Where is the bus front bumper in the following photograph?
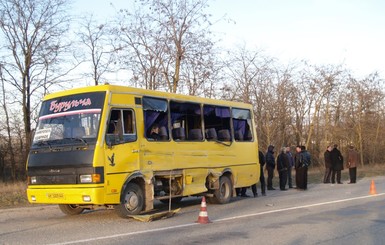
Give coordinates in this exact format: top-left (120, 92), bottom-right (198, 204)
top-left (27, 186), bottom-right (106, 205)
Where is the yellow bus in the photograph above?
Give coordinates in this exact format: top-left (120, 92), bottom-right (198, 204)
top-left (27, 85), bottom-right (259, 217)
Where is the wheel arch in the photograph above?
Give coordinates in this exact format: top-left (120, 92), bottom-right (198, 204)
top-left (120, 171), bottom-right (145, 203)
top-left (206, 168), bottom-right (234, 191)
top-left (120, 171), bottom-right (154, 211)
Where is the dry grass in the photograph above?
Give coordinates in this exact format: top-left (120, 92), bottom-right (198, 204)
top-left (0, 181), bottom-right (30, 208)
top-left (1, 165), bottom-right (384, 209)
top-left (306, 164), bottom-right (385, 183)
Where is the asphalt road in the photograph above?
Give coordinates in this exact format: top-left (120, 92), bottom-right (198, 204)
top-left (1, 177), bottom-right (384, 245)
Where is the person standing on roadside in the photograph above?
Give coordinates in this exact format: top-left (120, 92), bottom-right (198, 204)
top-left (346, 145), bottom-right (359, 184)
top-left (295, 145), bottom-right (311, 190)
top-left (277, 147), bottom-right (289, 191)
top-left (238, 149), bottom-right (268, 197)
top-left (323, 145), bottom-right (333, 183)
top-left (251, 150), bottom-right (267, 196)
top-left (258, 150), bottom-right (267, 195)
top-left (286, 146), bottom-right (294, 188)
top-left (331, 144), bottom-right (344, 184)
top-left (266, 145), bottom-right (276, 190)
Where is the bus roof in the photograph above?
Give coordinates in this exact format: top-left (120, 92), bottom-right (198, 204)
top-left (43, 84), bottom-right (253, 109)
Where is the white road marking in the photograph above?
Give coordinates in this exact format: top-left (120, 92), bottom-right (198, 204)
top-left (50, 193), bottom-right (385, 245)
top-left (215, 193), bottom-right (385, 222)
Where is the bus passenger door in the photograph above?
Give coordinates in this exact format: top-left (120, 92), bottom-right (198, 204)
top-left (104, 109), bottom-right (139, 197)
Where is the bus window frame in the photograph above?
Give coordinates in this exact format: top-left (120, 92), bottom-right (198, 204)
top-left (203, 104), bottom-right (232, 142)
top-left (106, 108), bottom-right (137, 146)
top-left (143, 97), bottom-right (170, 142)
top-left (170, 100), bottom-right (203, 142)
top-left (232, 107), bottom-right (253, 142)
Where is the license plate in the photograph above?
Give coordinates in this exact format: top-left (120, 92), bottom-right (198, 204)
top-left (47, 193), bottom-right (64, 199)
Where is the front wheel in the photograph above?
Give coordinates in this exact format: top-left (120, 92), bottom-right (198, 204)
top-left (115, 183), bottom-right (144, 218)
top-left (208, 175), bottom-right (233, 204)
top-left (58, 204), bottom-right (84, 215)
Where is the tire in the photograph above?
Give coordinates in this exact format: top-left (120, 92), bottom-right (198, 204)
top-left (58, 204), bottom-right (84, 215)
top-left (115, 183), bottom-right (144, 218)
top-left (159, 197), bottom-right (183, 205)
top-left (208, 175), bottom-right (233, 204)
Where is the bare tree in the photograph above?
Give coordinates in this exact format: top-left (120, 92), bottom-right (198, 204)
top-left (115, 0), bottom-right (214, 93)
top-left (115, 6), bottom-right (167, 90)
top-left (0, 64), bottom-right (16, 181)
top-left (0, 0), bottom-right (72, 160)
top-left (300, 64), bottom-right (342, 149)
top-left (221, 45), bottom-right (283, 149)
top-left (77, 15), bottom-right (117, 85)
top-left (345, 73), bottom-right (384, 166)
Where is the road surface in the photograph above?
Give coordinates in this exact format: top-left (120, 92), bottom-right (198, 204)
top-left (1, 177), bottom-right (384, 245)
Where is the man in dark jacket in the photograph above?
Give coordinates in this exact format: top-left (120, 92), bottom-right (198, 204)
top-left (323, 145), bottom-right (333, 183)
top-left (248, 150), bottom-right (267, 197)
top-left (295, 145), bottom-right (311, 190)
top-left (286, 146), bottom-right (294, 188)
top-left (277, 147), bottom-right (289, 191)
top-left (266, 145), bottom-right (276, 190)
top-left (238, 149), bottom-right (267, 198)
top-left (330, 144), bottom-right (344, 184)
top-left (259, 150), bottom-right (266, 195)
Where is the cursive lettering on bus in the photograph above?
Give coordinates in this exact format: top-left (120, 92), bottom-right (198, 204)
top-left (49, 98), bottom-right (92, 113)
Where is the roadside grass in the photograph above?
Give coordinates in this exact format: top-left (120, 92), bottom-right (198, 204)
top-left (306, 164), bottom-right (385, 184)
top-left (1, 164), bottom-right (384, 209)
top-left (0, 181), bottom-right (30, 208)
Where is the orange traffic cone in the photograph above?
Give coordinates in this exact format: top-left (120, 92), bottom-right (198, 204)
top-left (196, 196), bottom-right (211, 224)
top-left (369, 180), bottom-right (377, 195)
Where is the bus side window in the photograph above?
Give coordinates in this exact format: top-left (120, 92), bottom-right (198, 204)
top-left (203, 105), bottom-right (231, 142)
top-left (170, 101), bottom-right (201, 141)
top-left (143, 97), bottom-right (169, 141)
top-left (232, 108), bottom-right (253, 142)
top-left (122, 110), bottom-right (134, 134)
top-left (106, 109), bottom-right (136, 145)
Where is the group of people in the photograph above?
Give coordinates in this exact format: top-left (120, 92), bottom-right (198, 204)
top-left (323, 144), bottom-right (359, 184)
top-left (237, 143), bottom-right (360, 198)
top-left (266, 145), bottom-right (311, 191)
top-left (236, 144), bottom-right (311, 197)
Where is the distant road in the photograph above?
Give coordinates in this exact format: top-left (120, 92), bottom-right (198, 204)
top-left (1, 177), bottom-right (384, 245)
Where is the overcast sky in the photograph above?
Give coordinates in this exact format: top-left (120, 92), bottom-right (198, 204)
top-left (74, 0), bottom-right (385, 78)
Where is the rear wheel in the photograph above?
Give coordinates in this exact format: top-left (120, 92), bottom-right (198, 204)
top-left (58, 204), bottom-right (84, 215)
top-left (208, 175), bottom-right (233, 204)
top-left (115, 183), bottom-right (144, 218)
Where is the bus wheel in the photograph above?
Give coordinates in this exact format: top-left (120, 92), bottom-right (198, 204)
top-left (209, 175), bottom-right (233, 204)
top-left (115, 183), bottom-right (144, 217)
top-left (58, 204), bottom-right (84, 215)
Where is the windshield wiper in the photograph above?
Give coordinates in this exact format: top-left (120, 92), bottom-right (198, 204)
top-left (72, 137), bottom-right (88, 145)
top-left (34, 141), bottom-right (52, 150)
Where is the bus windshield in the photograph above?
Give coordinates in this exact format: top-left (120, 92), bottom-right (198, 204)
top-left (32, 92), bottom-right (105, 147)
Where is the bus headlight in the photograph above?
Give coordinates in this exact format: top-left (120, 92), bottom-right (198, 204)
top-left (80, 174), bottom-right (101, 183)
top-left (30, 176), bottom-right (37, 184)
